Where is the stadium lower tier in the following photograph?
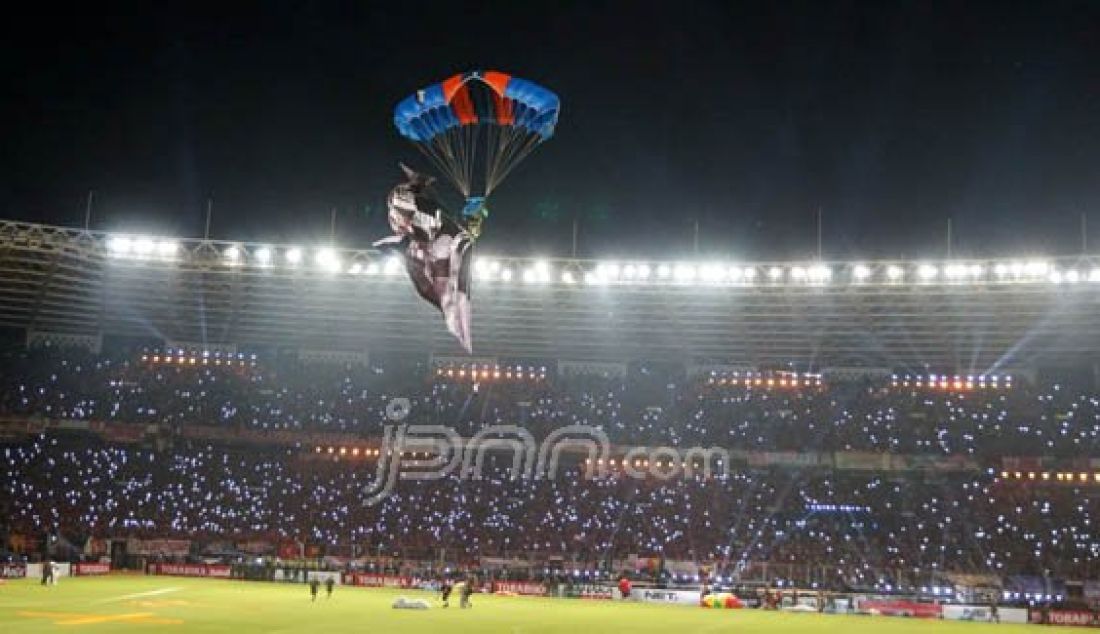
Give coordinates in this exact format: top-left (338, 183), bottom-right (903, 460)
top-left (3, 435), bottom-right (1099, 585)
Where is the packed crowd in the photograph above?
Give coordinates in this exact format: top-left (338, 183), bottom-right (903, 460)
top-left (2, 345), bottom-right (1100, 587)
top-left (3, 434), bottom-right (1100, 584)
top-left (1, 346), bottom-right (1100, 457)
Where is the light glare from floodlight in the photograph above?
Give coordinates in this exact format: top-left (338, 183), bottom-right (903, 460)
top-left (917, 264), bottom-right (938, 280)
top-left (656, 264), bottom-right (671, 279)
top-left (700, 263), bottom-right (725, 282)
top-left (886, 265), bottom-right (904, 281)
top-left (808, 264), bottom-right (831, 282)
top-left (134, 237), bottom-right (155, 256)
top-left (107, 235), bottom-right (132, 256)
top-left (384, 256), bottom-right (402, 276)
top-left (674, 264), bottom-right (696, 282)
top-left (853, 264), bottom-right (871, 281)
top-left (315, 247), bottom-right (340, 272)
top-left (500, 268), bottom-right (513, 282)
top-left (254, 247), bottom-right (272, 264)
top-left (286, 247), bottom-right (303, 264)
top-left (224, 246), bottom-right (241, 262)
top-left (348, 262), bottom-right (362, 275)
top-left (156, 240), bottom-right (179, 258)
top-left (1025, 260), bottom-right (1049, 277)
top-left (561, 270), bottom-right (576, 284)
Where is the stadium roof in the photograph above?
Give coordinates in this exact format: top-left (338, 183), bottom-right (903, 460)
top-left (2, 219), bottom-right (1100, 370)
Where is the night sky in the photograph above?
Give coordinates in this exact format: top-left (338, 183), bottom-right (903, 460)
top-left (2, 1), bottom-right (1098, 260)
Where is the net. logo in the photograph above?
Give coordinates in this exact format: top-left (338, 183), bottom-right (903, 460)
top-left (362, 399), bottom-right (730, 506)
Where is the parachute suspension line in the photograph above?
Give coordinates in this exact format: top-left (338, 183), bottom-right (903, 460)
top-left (485, 123), bottom-right (508, 197)
top-left (466, 123), bottom-right (478, 197)
top-left (489, 131), bottom-right (543, 194)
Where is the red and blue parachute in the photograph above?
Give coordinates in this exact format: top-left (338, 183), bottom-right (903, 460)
top-left (394, 71), bottom-right (560, 220)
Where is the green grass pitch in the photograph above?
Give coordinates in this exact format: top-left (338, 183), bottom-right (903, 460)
top-left (0, 575), bottom-right (1032, 633)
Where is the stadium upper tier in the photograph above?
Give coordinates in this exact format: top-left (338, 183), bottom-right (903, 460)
top-left (2, 219), bottom-right (1100, 367)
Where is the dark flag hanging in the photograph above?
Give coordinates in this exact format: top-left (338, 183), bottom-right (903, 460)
top-left (374, 165), bottom-right (474, 353)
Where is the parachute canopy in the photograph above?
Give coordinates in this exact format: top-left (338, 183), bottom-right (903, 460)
top-left (394, 71), bottom-right (560, 209)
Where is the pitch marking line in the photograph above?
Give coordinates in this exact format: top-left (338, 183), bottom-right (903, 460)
top-left (95, 586), bottom-right (182, 603)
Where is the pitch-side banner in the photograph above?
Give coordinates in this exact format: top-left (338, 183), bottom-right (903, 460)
top-left (1031, 609), bottom-right (1100, 627)
top-left (342, 573), bottom-right (414, 588)
top-left (855, 598), bottom-right (942, 618)
top-left (633, 589), bottom-right (700, 606)
top-left (0, 563), bottom-right (26, 578)
top-left (492, 581), bottom-right (545, 596)
top-left (73, 562), bottom-right (111, 576)
top-left (942, 605), bottom-right (1027, 624)
top-left (152, 563), bottom-right (230, 578)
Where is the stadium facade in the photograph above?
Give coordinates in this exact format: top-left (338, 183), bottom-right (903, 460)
top-left (2, 219), bottom-right (1100, 371)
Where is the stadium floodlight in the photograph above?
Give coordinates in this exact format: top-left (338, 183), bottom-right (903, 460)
top-left (742, 266), bottom-right (757, 281)
top-left (365, 262), bottom-right (380, 276)
top-left (583, 270), bottom-right (600, 285)
top-left (790, 266), bottom-right (807, 281)
top-left (700, 263), bottom-right (726, 282)
top-left (1009, 261), bottom-right (1025, 277)
top-left (656, 264), bottom-right (671, 279)
top-left (133, 237), bottom-right (156, 256)
top-left (532, 260), bottom-right (550, 282)
top-left (285, 247), bottom-right (303, 265)
top-left (384, 255), bottom-right (403, 276)
top-left (886, 264), bottom-right (904, 281)
top-left (315, 247), bottom-right (340, 272)
top-left (522, 268), bottom-right (537, 283)
top-left (156, 240), bottom-right (179, 258)
top-left (636, 263), bottom-right (651, 280)
top-left (808, 264), bottom-right (831, 282)
top-left (994, 263), bottom-right (1009, 278)
top-left (622, 264), bottom-right (637, 280)
top-left (852, 264), bottom-right (871, 281)
top-left (1025, 260), bottom-right (1049, 277)
top-left (253, 247), bottom-right (272, 265)
top-left (1048, 270), bottom-right (1063, 284)
top-left (917, 263), bottom-right (938, 280)
top-left (727, 266), bottom-right (744, 282)
top-left (768, 266), bottom-right (783, 281)
top-left (968, 263), bottom-right (983, 278)
top-left (1090, 269), bottom-right (1100, 283)
top-left (107, 235), bottom-right (132, 256)
top-left (1065, 269), bottom-right (1080, 284)
top-left (224, 246), bottom-right (241, 263)
top-left (561, 270), bottom-right (576, 284)
top-left (944, 263), bottom-right (965, 280)
top-left (500, 267), bottom-right (514, 282)
top-left (347, 262), bottom-right (362, 275)
top-left (597, 262), bottom-right (620, 281)
top-left (674, 263), bottom-right (697, 282)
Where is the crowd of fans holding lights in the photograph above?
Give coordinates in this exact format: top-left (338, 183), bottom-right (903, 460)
top-left (2, 345), bottom-right (1100, 605)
